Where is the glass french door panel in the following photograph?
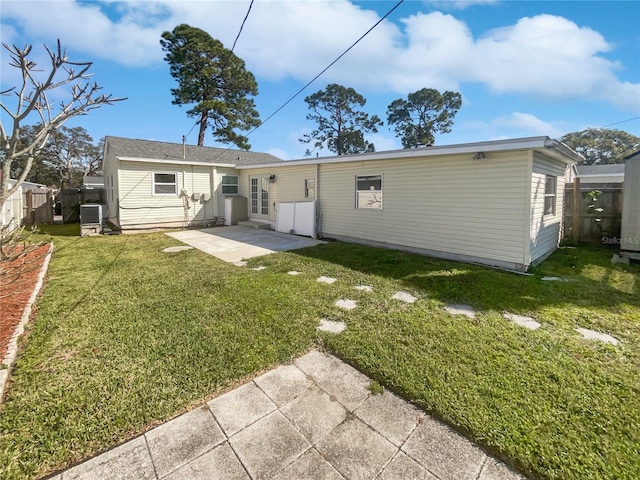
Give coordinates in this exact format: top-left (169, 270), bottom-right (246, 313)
top-left (261, 178), bottom-right (269, 215)
top-left (251, 178), bottom-right (258, 214)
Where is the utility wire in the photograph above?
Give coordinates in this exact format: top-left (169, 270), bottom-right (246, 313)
top-left (207, 0), bottom-right (405, 160)
top-left (599, 116), bottom-right (640, 128)
top-left (232, 0), bottom-right (254, 53)
top-left (183, 0), bottom-right (255, 143)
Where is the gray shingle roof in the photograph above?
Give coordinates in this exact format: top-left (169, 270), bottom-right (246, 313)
top-left (105, 136), bottom-right (282, 166)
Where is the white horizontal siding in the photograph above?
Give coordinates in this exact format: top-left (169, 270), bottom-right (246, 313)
top-left (621, 156), bottom-right (640, 251)
top-left (529, 153), bottom-right (567, 263)
top-left (239, 165), bottom-right (316, 222)
top-left (117, 161), bottom-right (215, 227)
top-left (318, 152), bottom-right (529, 266)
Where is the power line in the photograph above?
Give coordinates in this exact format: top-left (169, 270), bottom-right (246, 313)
top-left (599, 116), bottom-right (640, 128)
top-left (232, 0), bottom-right (254, 53)
top-left (183, 0), bottom-right (255, 143)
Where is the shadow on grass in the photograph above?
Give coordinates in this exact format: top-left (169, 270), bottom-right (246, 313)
top-left (34, 223), bottom-right (80, 237)
top-left (291, 242), bottom-right (640, 313)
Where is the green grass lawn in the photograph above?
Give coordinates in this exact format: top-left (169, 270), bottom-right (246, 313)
top-left (0, 226), bottom-right (638, 479)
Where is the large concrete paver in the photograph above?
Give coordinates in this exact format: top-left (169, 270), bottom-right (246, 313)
top-left (56, 350), bottom-right (527, 480)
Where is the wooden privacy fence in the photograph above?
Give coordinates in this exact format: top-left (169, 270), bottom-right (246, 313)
top-left (22, 188), bottom-right (53, 225)
top-left (564, 179), bottom-right (623, 245)
top-left (60, 188), bottom-right (105, 223)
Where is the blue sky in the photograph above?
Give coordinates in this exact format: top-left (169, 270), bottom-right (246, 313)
top-left (1, 0), bottom-right (639, 160)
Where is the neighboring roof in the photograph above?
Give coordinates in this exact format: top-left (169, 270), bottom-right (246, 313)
top-left (236, 136), bottom-right (582, 169)
top-left (104, 136), bottom-right (283, 166)
top-left (576, 164), bottom-right (625, 176)
top-left (83, 176), bottom-right (104, 184)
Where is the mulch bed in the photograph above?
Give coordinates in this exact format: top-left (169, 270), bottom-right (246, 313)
top-left (0, 243), bottom-right (52, 362)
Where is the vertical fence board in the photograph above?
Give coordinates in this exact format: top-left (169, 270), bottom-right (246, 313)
top-left (564, 183), bottom-right (623, 245)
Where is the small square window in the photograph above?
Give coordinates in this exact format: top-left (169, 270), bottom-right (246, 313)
top-left (153, 172), bottom-right (177, 195)
top-left (356, 174), bottom-right (383, 209)
top-left (221, 175), bottom-right (239, 195)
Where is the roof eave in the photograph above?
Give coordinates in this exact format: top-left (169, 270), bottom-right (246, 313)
top-left (116, 156), bottom-right (236, 168)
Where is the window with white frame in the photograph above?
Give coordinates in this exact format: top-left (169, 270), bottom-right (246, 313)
top-left (221, 175), bottom-right (239, 195)
top-left (305, 178), bottom-right (315, 198)
top-left (356, 174), bottom-right (383, 209)
top-left (153, 172), bottom-right (177, 195)
top-left (544, 175), bottom-right (557, 215)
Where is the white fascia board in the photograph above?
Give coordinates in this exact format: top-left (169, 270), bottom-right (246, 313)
top-left (117, 156), bottom-right (235, 168)
top-left (236, 136), bottom-right (569, 170)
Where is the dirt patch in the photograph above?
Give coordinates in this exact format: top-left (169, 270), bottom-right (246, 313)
top-left (0, 243), bottom-right (52, 361)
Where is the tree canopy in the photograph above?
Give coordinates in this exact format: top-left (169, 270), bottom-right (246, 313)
top-left (560, 128), bottom-right (640, 165)
top-left (299, 84), bottom-right (383, 156)
top-left (160, 24), bottom-right (260, 149)
top-left (386, 88), bottom-right (462, 148)
top-left (0, 40), bottom-right (124, 209)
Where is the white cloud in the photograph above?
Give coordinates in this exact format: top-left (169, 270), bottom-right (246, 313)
top-left (1, 1), bottom-right (637, 112)
top-left (492, 112), bottom-right (564, 138)
top-left (424, 0), bottom-right (500, 11)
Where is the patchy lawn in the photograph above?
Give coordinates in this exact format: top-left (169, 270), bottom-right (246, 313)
top-left (0, 227), bottom-right (638, 480)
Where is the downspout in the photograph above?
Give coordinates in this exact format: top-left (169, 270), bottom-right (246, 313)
top-left (523, 150), bottom-right (534, 270)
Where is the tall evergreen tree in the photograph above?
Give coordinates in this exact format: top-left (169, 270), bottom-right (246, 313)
top-left (160, 24), bottom-right (261, 149)
top-left (300, 84), bottom-right (383, 156)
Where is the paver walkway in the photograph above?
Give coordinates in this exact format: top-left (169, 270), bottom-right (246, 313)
top-left (54, 350), bottom-right (526, 480)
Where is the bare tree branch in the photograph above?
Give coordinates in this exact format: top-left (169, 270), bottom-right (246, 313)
top-left (0, 41), bottom-right (126, 211)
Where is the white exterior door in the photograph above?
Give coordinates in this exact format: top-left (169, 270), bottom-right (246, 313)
top-left (250, 176), bottom-right (269, 217)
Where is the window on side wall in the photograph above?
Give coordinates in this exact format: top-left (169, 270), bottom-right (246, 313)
top-left (221, 175), bottom-right (239, 195)
top-left (356, 174), bottom-right (383, 209)
top-left (544, 175), bottom-right (557, 215)
top-left (153, 172), bottom-right (177, 195)
top-left (305, 179), bottom-right (315, 198)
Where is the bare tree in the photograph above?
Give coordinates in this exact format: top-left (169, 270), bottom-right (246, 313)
top-left (0, 40), bottom-right (125, 209)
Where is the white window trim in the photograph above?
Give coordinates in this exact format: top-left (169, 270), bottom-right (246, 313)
top-left (355, 174), bottom-right (383, 210)
top-left (152, 171), bottom-right (178, 196)
top-left (544, 175), bottom-right (557, 216)
top-left (221, 174), bottom-right (239, 195)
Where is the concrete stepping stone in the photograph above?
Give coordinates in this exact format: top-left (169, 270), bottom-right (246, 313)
top-left (317, 318), bottom-right (346, 334)
top-left (503, 313), bottom-right (541, 330)
top-left (445, 303), bottom-right (476, 319)
top-left (287, 271), bottom-right (301, 275)
top-left (354, 285), bottom-right (373, 292)
top-left (251, 266), bottom-right (267, 271)
top-left (335, 299), bottom-right (357, 310)
top-left (162, 246), bottom-right (193, 253)
top-left (542, 276), bottom-right (569, 282)
top-left (575, 328), bottom-right (619, 346)
top-left (233, 261), bottom-right (248, 267)
top-left (392, 291), bottom-right (417, 303)
top-left (317, 276), bottom-right (337, 284)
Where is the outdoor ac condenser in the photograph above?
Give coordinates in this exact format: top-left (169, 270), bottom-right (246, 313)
top-left (80, 204), bottom-right (102, 236)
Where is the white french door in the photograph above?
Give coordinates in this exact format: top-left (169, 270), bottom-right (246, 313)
top-left (250, 176), bottom-right (269, 217)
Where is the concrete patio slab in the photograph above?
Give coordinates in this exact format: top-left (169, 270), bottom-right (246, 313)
top-left (207, 382), bottom-right (276, 436)
top-left (55, 350), bottom-right (528, 480)
top-left (316, 416), bottom-right (396, 480)
top-left (354, 390), bottom-right (422, 447)
top-left (253, 364), bottom-right (314, 407)
top-left (378, 451), bottom-right (438, 480)
top-left (62, 435), bottom-right (155, 480)
top-left (145, 405), bottom-right (225, 478)
top-left (403, 416), bottom-right (486, 480)
top-left (166, 226), bottom-right (324, 263)
top-left (162, 443), bottom-right (249, 480)
top-left (272, 448), bottom-right (343, 480)
top-left (280, 385), bottom-right (348, 444)
top-left (294, 350), bottom-right (370, 411)
top-left (229, 411), bottom-right (310, 480)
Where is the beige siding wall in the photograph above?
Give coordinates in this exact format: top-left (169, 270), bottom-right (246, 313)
top-left (317, 152), bottom-right (529, 267)
top-left (621, 156), bottom-right (640, 251)
top-left (529, 152), bottom-right (567, 263)
top-left (117, 161), bottom-right (215, 227)
top-left (239, 165), bottom-right (316, 222)
top-left (215, 167), bottom-right (240, 218)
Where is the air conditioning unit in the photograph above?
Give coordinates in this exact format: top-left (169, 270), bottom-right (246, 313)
top-left (80, 204), bottom-right (102, 225)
